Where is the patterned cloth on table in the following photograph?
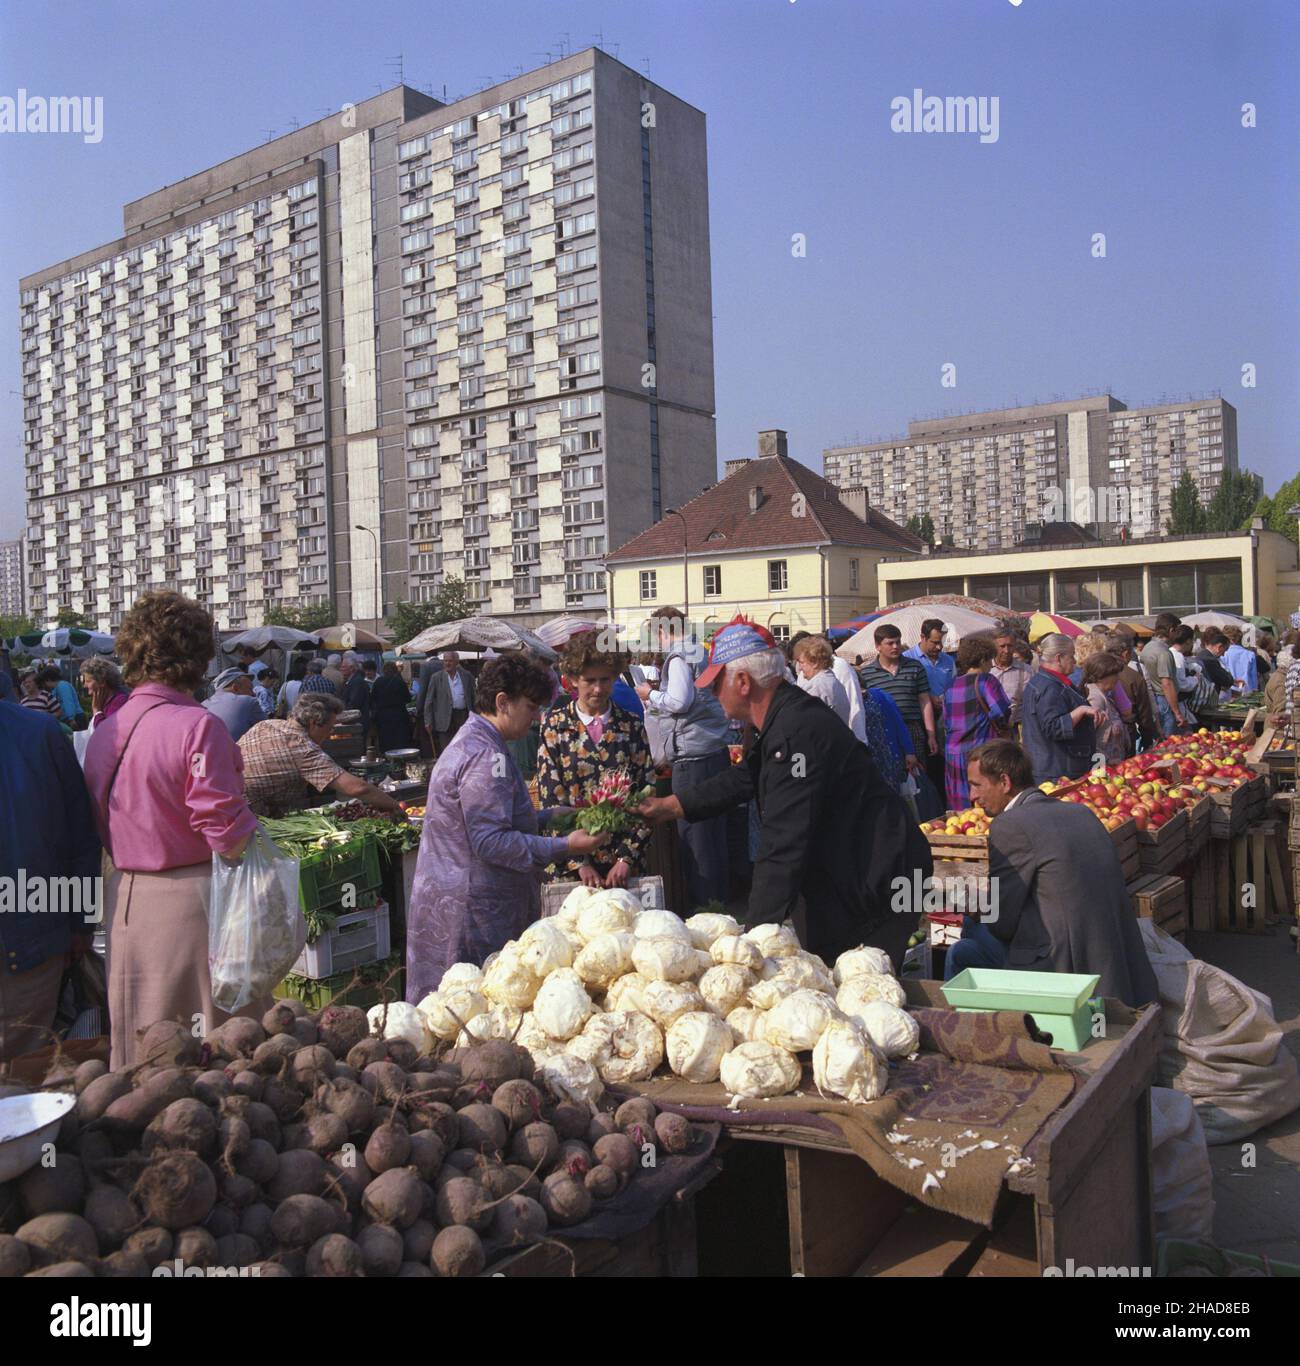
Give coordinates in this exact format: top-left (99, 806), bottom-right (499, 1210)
top-left (535, 698), bottom-right (653, 881)
top-left (405, 712), bottom-right (569, 1003)
top-left (943, 671), bottom-right (1012, 810)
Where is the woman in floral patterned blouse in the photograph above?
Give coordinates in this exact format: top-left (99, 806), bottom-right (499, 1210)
top-left (536, 632), bottom-right (653, 888)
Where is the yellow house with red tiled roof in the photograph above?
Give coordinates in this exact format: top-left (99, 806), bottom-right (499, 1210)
top-left (604, 430), bottom-right (924, 643)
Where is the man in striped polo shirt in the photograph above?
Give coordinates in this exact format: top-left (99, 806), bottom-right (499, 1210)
top-left (857, 623), bottom-right (937, 769)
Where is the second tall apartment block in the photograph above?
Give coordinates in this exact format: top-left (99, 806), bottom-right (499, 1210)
top-left (19, 49), bottom-right (717, 629)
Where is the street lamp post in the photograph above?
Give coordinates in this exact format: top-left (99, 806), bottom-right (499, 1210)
top-left (665, 508), bottom-right (689, 632)
top-left (354, 524), bottom-right (380, 630)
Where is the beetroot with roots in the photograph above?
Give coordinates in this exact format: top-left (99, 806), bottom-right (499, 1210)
top-left (433, 1177), bottom-right (490, 1232)
top-left (382, 1039), bottom-right (420, 1072)
top-left (305, 1232), bottom-right (363, 1277)
top-left (143, 1098), bottom-right (218, 1159)
top-left (448, 1040), bottom-right (532, 1088)
top-left (401, 1218), bottom-right (437, 1265)
top-left (266, 1149), bottom-right (327, 1202)
top-left (586, 1112), bottom-right (619, 1145)
top-left (456, 1104), bottom-right (507, 1155)
top-left (654, 1112), bottom-right (694, 1155)
top-left (360, 1167), bottom-right (423, 1230)
top-left (325, 1152), bottom-right (374, 1218)
top-left (270, 1194), bottom-right (337, 1249)
top-left (75, 1071), bottom-right (133, 1124)
top-left (406, 1131), bottom-right (445, 1183)
top-left (346, 1038), bottom-right (389, 1070)
top-left (550, 1103), bottom-right (590, 1142)
top-left (316, 1078), bottom-right (375, 1135)
top-left (218, 1171), bottom-right (258, 1210)
top-left (123, 1226), bottom-right (172, 1268)
top-left (193, 1071), bottom-right (232, 1107)
top-left (230, 1071), bottom-right (264, 1101)
top-left (315, 1004), bottom-right (369, 1058)
top-left (99, 1250), bottom-right (151, 1277)
top-left (15, 1213), bottom-right (98, 1267)
top-left (173, 1226), bottom-right (218, 1268)
top-left (364, 1124), bottom-right (412, 1175)
top-left (431, 1224), bottom-right (485, 1277)
top-left (508, 1122), bottom-right (559, 1171)
top-left (251, 1034), bottom-right (301, 1074)
top-left (205, 1016), bottom-right (266, 1061)
top-left (73, 1060), bottom-right (108, 1094)
top-left (491, 1079), bottom-right (543, 1130)
top-left (261, 1077), bottom-right (305, 1123)
top-left (300, 1113), bottom-right (348, 1156)
top-left (290, 1046), bottom-right (335, 1090)
top-left (135, 1019), bottom-right (203, 1068)
top-left (263, 999), bottom-right (309, 1036)
top-left (489, 1194), bottom-right (547, 1248)
top-left (615, 1097), bottom-right (657, 1131)
top-left (239, 1203), bottom-right (274, 1250)
top-left (215, 1233), bottom-right (261, 1268)
top-left (0, 1234), bottom-right (31, 1277)
top-left (203, 1204), bottom-right (239, 1240)
top-left (134, 1153), bottom-right (217, 1231)
top-left (416, 1102), bottom-right (459, 1151)
top-left (233, 1138), bottom-right (279, 1186)
top-left (585, 1164), bottom-right (620, 1201)
top-left (84, 1185), bottom-right (139, 1250)
top-left (593, 1133), bottom-right (638, 1177)
top-left (356, 1223), bottom-right (403, 1277)
top-left (503, 1164), bottom-right (542, 1203)
top-left (557, 1139), bottom-right (593, 1178)
top-left (18, 1154), bottom-right (85, 1218)
top-left (539, 1171), bottom-right (592, 1228)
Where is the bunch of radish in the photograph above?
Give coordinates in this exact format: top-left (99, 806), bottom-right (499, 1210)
top-left (0, 1002), bottom-right (693, 1279)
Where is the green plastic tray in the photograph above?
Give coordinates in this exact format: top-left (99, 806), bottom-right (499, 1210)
top-left (942, 968), bottom-right (1102, 1050)
top-left (296, 835), bottom-right (383, 915)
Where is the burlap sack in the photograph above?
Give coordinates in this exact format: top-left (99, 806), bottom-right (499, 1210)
top-left (1150, 1086), bottom-right (1215, 1240)
top-left (1140, 920), bottom-right (1300, 1144)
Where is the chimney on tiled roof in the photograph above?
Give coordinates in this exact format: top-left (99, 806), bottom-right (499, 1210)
top-left (837, 486), bottom-right (869, 522)
top-left (723, 458), bottom-right (751, 477)
top-left (757, 429), bottom-right (788, 459)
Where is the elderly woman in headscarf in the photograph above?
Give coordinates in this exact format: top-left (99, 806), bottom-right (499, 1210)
top-left (405, 653), bottom-right (609, 1002)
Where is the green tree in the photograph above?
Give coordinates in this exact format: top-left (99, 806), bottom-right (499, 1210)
top-left (263, 603), bottom-right (336, 632)
top-left (386, 575), bottom-right (473, 645)
top-left (905, 513), bottom-right (935, 545)
top-left (1165, 472), bottom-right (1206, 535)
top-left (54, 607), bottom-right (93, 629)
top-left (0, 613), bottom-right (36, 641)
top-left (1251, 473), bottom-right (1300, 537)
top-left (1204, 469), bottom-right (1261, 533)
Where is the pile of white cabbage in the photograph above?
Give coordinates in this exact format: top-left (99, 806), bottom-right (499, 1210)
top-left (395, 887), bottom-right (920, 1106)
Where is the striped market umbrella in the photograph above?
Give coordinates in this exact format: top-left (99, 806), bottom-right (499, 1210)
top-left (1027, 611), bottom-right (1087, 642)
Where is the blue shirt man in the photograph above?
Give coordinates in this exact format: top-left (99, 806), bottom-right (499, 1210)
top-left (1222, 641), bottom-right (1258, 694)
top-left (51, 677), bottom-right (86, 724)
top-left (904, 620), bottom-right (956, 700)
top-left (0, 704), bottom-right (102, 1058)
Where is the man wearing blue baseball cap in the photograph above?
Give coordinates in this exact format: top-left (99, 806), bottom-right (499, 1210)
top-left (637, 616), bottom-right (933, 967)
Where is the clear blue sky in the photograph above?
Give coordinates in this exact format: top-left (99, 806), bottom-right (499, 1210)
top-left (2, 0), bottom-right (1295, 542)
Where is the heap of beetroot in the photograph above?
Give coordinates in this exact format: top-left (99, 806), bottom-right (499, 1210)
top-left (0, 1003), bottom-right (693, 1278)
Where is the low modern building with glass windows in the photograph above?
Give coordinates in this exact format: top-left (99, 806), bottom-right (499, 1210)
top-left (875, 525), bottom-right (1298, 622)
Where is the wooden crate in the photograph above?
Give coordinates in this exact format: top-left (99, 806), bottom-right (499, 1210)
top-left (1211, 822), bottom-right (1288, 934)
top-left (1128, 873), bottom-right (1187, 941)
top-left (1206, 778), bottom-right (1253, 838)
top-left (923, 829), bottom-right (990, 863)
top-left (1182, 795), bottom-right (1212, 855)
top-left (1137, 806), bottom-right (1188, 876)
top-left (1185, 840), bottom-right (1218, 934)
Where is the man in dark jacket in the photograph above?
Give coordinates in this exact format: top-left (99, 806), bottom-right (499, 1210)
top-left (1194, 627), bottom-right (1237, 694)
top-left (964, 740), bottom-right (1158, 1009)
top-left (339, 651), bottom-right (371, 744)
top-left (1020, 633), bottom-right (1103, 786)
top-left (636, 619), bottom-right (932, 967)
top-left (1, 704), bottom-right (102, 1061)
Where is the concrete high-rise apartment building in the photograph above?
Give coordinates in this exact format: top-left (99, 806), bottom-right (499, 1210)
top-left (822, 395), bottom-right (1237, 552)
top-left (0, 538), bottom-right (25, 617)
top-left (18, 50), bottom-right (716, 630)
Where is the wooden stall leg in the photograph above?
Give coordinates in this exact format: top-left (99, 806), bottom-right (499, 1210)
top-left (784, 1145), bottom-right (908, 1277)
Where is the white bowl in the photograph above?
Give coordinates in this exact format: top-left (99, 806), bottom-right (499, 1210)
top-left (0, 1092), bottom-right (76, 1182)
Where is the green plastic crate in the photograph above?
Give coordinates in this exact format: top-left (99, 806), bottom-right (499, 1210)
top-left (273, 953), bottom-right (404, 1012)
top-left (941, 968), bottom-right (1103, 1051)
top-left (1157, 1238), bottom-right (1300, 1278)
top-left (296, 835), bottom-right (383, 915)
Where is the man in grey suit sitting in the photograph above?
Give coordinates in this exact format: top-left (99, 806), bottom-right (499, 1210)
top-left (423, 651), bottom-right (476, 756)
top-left (947, 739), bottom-right (1157, 1009)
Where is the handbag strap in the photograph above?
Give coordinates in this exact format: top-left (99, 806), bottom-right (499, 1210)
top-left (104, 700), bottom-right (172, 811)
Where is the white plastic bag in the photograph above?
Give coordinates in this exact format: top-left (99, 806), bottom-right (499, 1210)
top-left (208, 827), bottom-right (304, 1013)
